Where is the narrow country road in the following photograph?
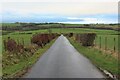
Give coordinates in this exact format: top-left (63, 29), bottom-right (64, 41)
top-left (24, 35), bottom-right (105, 78)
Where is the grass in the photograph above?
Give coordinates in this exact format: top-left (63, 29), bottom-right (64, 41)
top-left (3, 38), bottom-right (56, 78)
top-left (69, 37), bottom-right (119, 75)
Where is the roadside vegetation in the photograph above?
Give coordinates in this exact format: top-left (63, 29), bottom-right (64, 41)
top-left (3, 37), bottom-right (56, 78)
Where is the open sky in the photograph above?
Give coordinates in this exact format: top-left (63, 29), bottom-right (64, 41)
top-left (0, 0), bottom-right (119, 24)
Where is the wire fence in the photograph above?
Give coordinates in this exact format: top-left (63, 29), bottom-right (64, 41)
top-left (94, 35), bottom-right (119, 54)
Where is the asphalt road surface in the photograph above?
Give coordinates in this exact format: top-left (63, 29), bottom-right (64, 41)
top-left (24, 35), bottom-right (105, 78)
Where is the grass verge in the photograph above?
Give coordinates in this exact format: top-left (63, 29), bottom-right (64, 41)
top-left (3, 38), bottom-right (56, 78)
top-left (68, 37), bottom-right (119, 76)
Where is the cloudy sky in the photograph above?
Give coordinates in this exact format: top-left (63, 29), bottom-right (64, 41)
top-left (0, 0), bottom-right (119, 24)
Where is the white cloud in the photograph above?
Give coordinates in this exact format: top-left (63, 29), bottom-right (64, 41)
top-left (67, 17), bottom-right (97, 21)
top-left (67, 17), bottom-right (82, 20)
top-left (58, 21), bottom-right (83, 24)
top-left (83, 18), bottom-right (98, 22)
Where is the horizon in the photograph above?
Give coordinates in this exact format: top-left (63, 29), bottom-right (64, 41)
top-left (1, 21), bottom-right (118, 24)
top-left (1, 0), bottom-right (118, 24)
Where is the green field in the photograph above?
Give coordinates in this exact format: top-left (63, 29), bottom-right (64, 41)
top-left (2, 27), bottom-right (119, 78)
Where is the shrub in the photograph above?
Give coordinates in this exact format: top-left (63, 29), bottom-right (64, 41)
top-left (5, 37), bottom-right (17, 52)
top-left (4, 37), bottom-right (25, 52)
top-left (31, 33), bottom-right (58, 47)
top-left (75, 33), bottom-right (96, 46)
top-left (31, 34), bottom-right (43, 47)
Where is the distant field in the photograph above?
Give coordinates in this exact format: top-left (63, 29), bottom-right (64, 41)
top-left (7, 28), bottom-right (119, 35)
top-left (50, 28), bottom-right (119, 34)
top-left (1, 23), bottom-right (21, 27)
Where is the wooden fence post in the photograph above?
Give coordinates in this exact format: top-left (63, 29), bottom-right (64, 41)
top-left (114, 37), bottom-right (116, 53)
top-left (105, 37), bottom-right (107, 51)
top-left (99, 36), bottom-right (102, 53)
top-left (100, 36), bottom-right (101, 49)
top-left (94, 36), bottom-right (96, 46)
